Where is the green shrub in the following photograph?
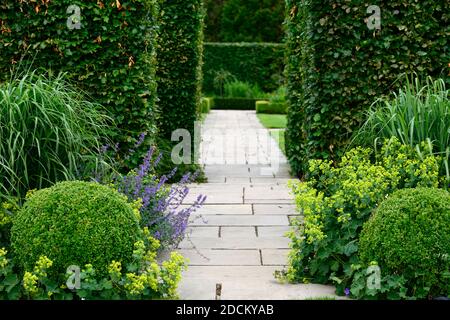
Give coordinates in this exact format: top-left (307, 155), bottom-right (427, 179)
top-left (256, 101), bottom-right (287, 114)
top-left (0, 73), bottom-right (112, 199)
top-left (11, 181), bottom-right (142, 278)
top-left (359, 188), bottom-right (450, 299)
top-left (285, 0), bottom-right (450, 175)
top-left (224, 80), bottom-right (266, 99)
top-left (212, 98), bottom-right (263, 110)
top-left (0, 233), bottom-right (187, 300)
top-left (203, 0), bottom-right (285, 42)
top-left (354, 76), bottom-right (450, 182)
top-left (157, 0), bottom-right (205, 143)
top-left (200, 97), bottom-right (213, 114)
top-left (287, 138), bottom-right (443, 294)
top-left (269, 86), bottom-right (287, 104)
top-left (0, 199), bottom-right (19, 250)
top-left (203, 42), bottom-right (285, 94)
top-left (0, 0), bottom-right (158, 165)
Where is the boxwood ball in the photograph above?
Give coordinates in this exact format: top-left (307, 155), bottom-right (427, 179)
top-left (11, 181), bottom-right (142, 276)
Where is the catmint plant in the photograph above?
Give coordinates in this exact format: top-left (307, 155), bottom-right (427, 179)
top-left (97, 134), bottom-right (206, 249)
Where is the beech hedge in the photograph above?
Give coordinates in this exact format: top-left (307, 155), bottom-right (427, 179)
top-left (0, 0), bottom-right (159, 161)
top-left (285, 0), bottom-right (450, 175)
top-left (156, 0), bottom-right (205, 143)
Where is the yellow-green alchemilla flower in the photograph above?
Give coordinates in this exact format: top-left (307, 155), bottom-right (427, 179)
top-left (23, 271), bottom-right (39, 296)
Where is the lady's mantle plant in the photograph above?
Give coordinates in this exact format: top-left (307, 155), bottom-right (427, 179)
top-left (0, 228), bottom-right (186, 300)
top-left (286, 138), bottom-right (443, 296)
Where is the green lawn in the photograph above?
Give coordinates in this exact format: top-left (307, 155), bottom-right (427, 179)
top-left (270, 129), bottom-right (286, 155)
top-left (257, 114), bottom-right (287, 154)
top-left (257, 114), bottom-right (287, 129)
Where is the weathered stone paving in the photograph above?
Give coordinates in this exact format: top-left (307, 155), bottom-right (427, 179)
top-left (177, 110), bottom-right (337, 300)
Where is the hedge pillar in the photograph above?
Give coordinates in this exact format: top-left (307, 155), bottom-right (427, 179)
top-left (285, 0), bottom-right (450, 176)
top-left (0, 0), bottom-right (159, 162)
top-left (156, 0), bottom-right (205, 144)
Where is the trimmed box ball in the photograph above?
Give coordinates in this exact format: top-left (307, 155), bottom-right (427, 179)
top-left (11, 181), bottom-right (142, 277)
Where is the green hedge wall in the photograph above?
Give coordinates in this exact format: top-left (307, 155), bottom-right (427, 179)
top-left (256, 101), bottom-right (287, 114)
top-left (219, 0), bottom-right (285, 43)
top-left (0, 0), bottom-right (158, 162)
top-left (203, 0), bottom-right (285, 43)
top-left (212, 98), bottom-right (264, 110)
top-left (156, 0), bottom-right (205, 142)
top-left (285, 0), bottom-right (450, 176)
top-left (203, 42), bottom-right (285, 94)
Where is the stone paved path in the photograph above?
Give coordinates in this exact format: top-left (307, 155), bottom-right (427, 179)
top-left (177, 110), bottom-right (336, 300)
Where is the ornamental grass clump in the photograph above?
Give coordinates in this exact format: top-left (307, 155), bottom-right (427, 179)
top-left (0, 72), bottom-right (112, 200)
top-left (354, 76), bottom-right (450, 182)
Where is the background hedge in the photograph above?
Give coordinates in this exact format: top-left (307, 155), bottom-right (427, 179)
top-left (156, 0), bottom-right (205, 143)
top-left (0, 0), bottom-right (159, 163)
top-left (203, 0), bottom-right (285, 43)
top-left (285, 0), bottom-right (450, 175)
top-left (256, 101), bottom-right (287, 114)
top-left (203, 42), bottom-right (285, 95)
top-left (212, 98), bottom-right (264, 110)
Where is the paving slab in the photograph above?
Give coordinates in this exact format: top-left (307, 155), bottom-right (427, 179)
top-left (250, 177), bottom-right (296, 184)
top-left (178, 237), bottom-right (290, 249)
top-left (257, 226), bottom-right (292, 238)
top-left (188, 214), bottom-right (289, 226)
top-left (183, 192), bottom-right (243, 204)
top-left (185, 227), bottom-right (220, 238)
top-left (261, 249), bottom-right (290, 266)
top-left (178, 266), bottom-right (339, 300)
top-left (178, 249), bottom-right (261, 266)
top-left (221, 227), bottom-right (256, 238)
top-left (253, 204), bottom-right (298, 215)
top-left (244, 199), bottom-right (294, 204)
top-left (180, 204), bottom-right (251, 215)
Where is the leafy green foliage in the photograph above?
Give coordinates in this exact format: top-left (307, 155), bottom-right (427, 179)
top-left (354, 76), bottom-right (450, 182)
top-left (256, 101), bottom-right (287, 114)
top-left (0, 232), bottom-right (187, 300)
top-left (287, 139), bottom-right (443, 291)
top-left (203, 0), bottom-right (285, 42)
top-left (0, 199), bottom-right (19, 250)
top-left (212, 98), bottom-right (262, 110)
top-left (224, 80), bottom-right (266, 99)
top-left (200, 97), bottom-right (212, 114)
top-left (285, 0), bottom-right (450, 175)
top-left (11, 181), bottom-right (142, 278)
top-left (156, 0), bottom-right (205, 143)
top-left (0, 73), bottom-right (112, 200)
top-left (203, 42), bottom-right (285, 94)
top-left (358, 188), bottom-right (450, 299)
top-left (0, 0), bottom-right (159, 164)
top-left (219, 0), bottom-right (285, 42)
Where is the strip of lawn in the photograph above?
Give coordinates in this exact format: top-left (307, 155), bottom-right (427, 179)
top-left (257, 114), bottom-right (287, 154)
top-left (257, 114), bottom-right (287, 129)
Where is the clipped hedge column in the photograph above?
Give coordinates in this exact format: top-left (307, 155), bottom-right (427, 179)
top-left (285, 0), bottom-right (450, 175)
top-left (0, 0), bottom-right (158, 163)
top-left (156, 0), bottom-right (205, 143)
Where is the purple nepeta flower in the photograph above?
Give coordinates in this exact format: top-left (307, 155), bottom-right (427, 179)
top-left (97, 134), bottom-right (205, 249)
top-left (344, 288), bottom-right (350, 297)
top-left (135, 132), bottom-right (146, 148)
